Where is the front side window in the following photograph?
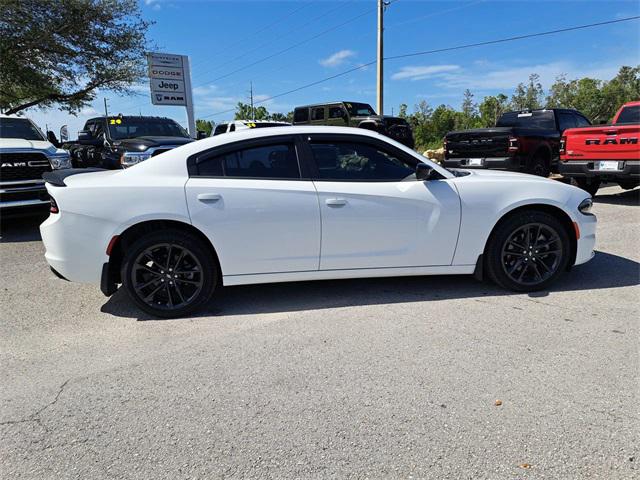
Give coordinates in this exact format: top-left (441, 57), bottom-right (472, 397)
top-left (0, 118), bottom-right (45, 140)
top-left (310, 141), bottom-right (415, 181)
top-left (197, 143), bottom-right (300, 179)
top-left (344, 102), bottom-right (376, 117)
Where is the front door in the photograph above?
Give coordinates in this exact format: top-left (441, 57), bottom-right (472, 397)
top-left (304, 134), bottom-right (461, 270)
top-left (185, 136), bottom-right (321, 276)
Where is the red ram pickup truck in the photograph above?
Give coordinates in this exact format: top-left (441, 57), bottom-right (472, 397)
top-left (559, 101), bottom-right (639, 195)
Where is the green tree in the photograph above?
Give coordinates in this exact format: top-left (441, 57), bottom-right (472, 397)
top-left (196, 119), bottom-right (213, 136)
top-left (478, 93), bottom-right (509, 127)
top-left (0, 0), bottom-right (151, 115)
top-left (268, 112), bottom-right (288, 122)
top-left (511, 74), bottom-right (544, 110)
top-left (234, 102), bottom-right (270, 120)
top-left (458, 89), bottom-right (479, 129)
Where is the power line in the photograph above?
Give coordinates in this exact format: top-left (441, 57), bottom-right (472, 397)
top-left (200, 15), bottom-right (640, 119)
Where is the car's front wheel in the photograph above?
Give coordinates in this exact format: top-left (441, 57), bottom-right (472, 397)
top-left (121, 229), bottom-right (217, 318)
top-left (486, 210), bottom-right (571, 292)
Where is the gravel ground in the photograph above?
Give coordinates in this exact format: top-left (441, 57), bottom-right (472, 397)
top-left (1, 185), bottom-right (638, 479)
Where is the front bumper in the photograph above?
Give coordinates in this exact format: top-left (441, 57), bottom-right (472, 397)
top-left (574, 212), bottom-right (597, 266)
top-left (559, 160), bottom-right (640, 181)
top-left (443, 156), bottom-right (520, 170)
top-left (0, 180), bottom-right (50, 209)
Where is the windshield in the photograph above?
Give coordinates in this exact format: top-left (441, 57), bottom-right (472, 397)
top-left (616, 105), bottom-right (639, 124)
top-left (0, 118), bottom-right (45, 140)
top-left (497, 111), bottom-right (556, 129)
top-left (107, 117), bottom-right (189, 140)
top-left (344, 102), bottom-right (376, 117)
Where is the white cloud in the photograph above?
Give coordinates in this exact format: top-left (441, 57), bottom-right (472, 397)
top-left (192, 84), bottom-right (220, 96)
top-left (434, 61), bottom-right (622, 91)
top-left (391, 65), bottom-right (461, 81)
top-left (319, 50), bottom-right (356, 68)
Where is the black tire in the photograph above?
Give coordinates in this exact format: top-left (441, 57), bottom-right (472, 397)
top-left (485, 210), bottom-right (570, 292)
top-left (526, 151), bottom-right (550, 177)
top-left (575, 177), bottom-right (601, 196)
top-left (121, 229), bottom-right (217, 318)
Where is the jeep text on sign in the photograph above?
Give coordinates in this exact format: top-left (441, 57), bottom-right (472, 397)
top-left (151, 78), bottom-right (185, 93)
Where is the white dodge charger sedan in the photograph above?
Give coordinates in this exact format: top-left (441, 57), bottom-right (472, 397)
top-left (41, 126), bottom-right (596, 317)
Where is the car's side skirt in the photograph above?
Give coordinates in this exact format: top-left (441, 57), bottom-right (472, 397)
top-left (222, 265), bottom-right (476, 287)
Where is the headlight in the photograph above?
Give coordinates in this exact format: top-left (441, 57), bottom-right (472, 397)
top-left (578, 198), bottom-right (593, 214)
top-left (49, 152), bottom-right (71, 169)
top-left (120, 151), bottom-right (152, 168)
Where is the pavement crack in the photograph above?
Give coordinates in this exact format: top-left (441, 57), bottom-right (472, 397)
top-left (0, 378), bottom-right (70, 428)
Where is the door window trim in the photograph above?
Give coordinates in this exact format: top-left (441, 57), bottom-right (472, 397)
top-left (187, 134), bottom-right (312, 180)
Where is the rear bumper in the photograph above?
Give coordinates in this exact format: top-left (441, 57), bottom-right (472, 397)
top-left (559, 160), bottom-right (640, 181)
top-left (443, 156), bottom-right (520, 170)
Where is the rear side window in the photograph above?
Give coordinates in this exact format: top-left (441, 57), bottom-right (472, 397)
top-left (293, 108), bottom-right (309, 122)
top-left (574, 114), bottom-right (590, 127)
top-left (309, 141), bottom-right (415, 181)
top-left (616, 105), bottom-right (640, 124)
top-left (197, 143), bottom-right (301, 179)
top-left (311, 108), bottom-right (325, 121)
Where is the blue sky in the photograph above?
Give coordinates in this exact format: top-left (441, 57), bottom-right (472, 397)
top-left (30, 0), bottom-right (640, 136)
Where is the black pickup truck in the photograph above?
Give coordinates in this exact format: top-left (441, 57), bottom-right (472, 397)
top-left (443, 108), bottom-right (591, 177)
top-left (67, 115), bottom-right (197, 169)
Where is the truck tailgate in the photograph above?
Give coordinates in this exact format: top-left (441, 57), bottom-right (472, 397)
top-left (564, 125), bottom-right (640, 160)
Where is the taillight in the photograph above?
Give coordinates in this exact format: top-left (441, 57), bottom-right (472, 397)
top-left (508, 136), bottom-right (519, 152)
top-left (559, 136), bottom-right (567, 156)
top-left (50, 196), bottom-right (59, 214)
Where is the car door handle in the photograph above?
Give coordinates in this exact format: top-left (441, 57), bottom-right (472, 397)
top-left (197, 193), bottom-right (221, 203)
top-left (325, 198), bottom-right (347, 207)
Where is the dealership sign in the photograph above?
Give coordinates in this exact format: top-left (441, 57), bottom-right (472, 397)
top-left (146, 52), bottom-right (196, 136)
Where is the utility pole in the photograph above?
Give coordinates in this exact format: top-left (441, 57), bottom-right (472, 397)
top-left (249, 81), bottom-right (255, 121)
top-left (103, 98), bottom-right (109, 117)
top-left (376, 0), bottom-right (386, 116)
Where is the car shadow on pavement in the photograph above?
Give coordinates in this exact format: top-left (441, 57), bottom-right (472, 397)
top-left (594, 187), bottom-right (639, 206)
top-left (0, 212), bottom-right (48, 243)
top-left (100, 250), bottom-right (640, 321)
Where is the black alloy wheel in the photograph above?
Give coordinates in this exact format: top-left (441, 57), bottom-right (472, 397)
top-left (527, 152), bottom-right (550, 177)
top-left (486, 210), bottom-right (570, 292)
top-left (122, 229), bottom-right (217, 318)
top-left (500, 223), bottom-right (563, 286)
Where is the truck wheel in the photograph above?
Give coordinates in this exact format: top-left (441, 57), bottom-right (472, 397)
top-left (121, 229), bottom-right (218, 318)
top-left (485, 210), bottom-right (570, 292)
top-left (575, 178), bottom-right (600, 196)
top-left (527, 151), bottom-right (550, 177)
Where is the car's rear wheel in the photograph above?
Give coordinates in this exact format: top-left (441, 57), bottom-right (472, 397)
top-left (486, 211), bottom-right (570, 292)
top-left (121, 229), bottom-right (217, 318)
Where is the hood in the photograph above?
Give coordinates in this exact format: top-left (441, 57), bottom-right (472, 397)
top-left (115, 136), bottom-right (194, 151)
top-left (0, 138), bottom-right (57, 153)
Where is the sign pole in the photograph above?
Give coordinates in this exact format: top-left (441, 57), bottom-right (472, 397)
top-left (183, 56), bottom-right (196, 138)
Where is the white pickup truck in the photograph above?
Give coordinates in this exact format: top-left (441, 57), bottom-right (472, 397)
top-left (0, 114), bottom-right (71, 211)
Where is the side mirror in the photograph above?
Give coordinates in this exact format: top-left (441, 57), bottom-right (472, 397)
top-left (78, 130), bottom-right (101, 145)
top-left (197, 130), bottom-right (207, 140)
top-left (416, 162), bottom-right (442, 181)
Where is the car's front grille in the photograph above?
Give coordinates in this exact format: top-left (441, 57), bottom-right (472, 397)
top-left (0, 152), bottom-right (52, 182)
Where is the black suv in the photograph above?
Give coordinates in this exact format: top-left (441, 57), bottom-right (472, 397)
top-left (292, 102), bottom-right (414, 148)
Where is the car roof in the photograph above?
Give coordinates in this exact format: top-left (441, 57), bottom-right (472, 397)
top-left (86, 115), bottom-right (177, 122)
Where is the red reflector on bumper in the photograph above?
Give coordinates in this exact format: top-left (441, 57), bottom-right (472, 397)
top-left (573, 222), bottom-right (580, 240)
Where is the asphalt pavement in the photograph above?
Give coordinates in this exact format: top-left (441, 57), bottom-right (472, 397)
top-left (1, 185), bottom-right (638, 479)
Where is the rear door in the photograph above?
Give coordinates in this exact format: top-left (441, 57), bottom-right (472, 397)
top-left (185, 135), bottom-right (321, 276)
top-left (303, 134), bottom-right (461, 270)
